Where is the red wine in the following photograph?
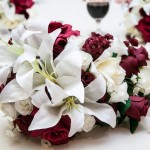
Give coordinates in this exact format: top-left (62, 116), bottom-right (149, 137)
top-left (87, 2), bottom-right (109, 19)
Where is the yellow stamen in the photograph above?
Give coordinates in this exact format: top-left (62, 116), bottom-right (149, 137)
top-left (65, 96), bottom-right (80, 112)
top-left (33, 59), bottom-right (57, 84)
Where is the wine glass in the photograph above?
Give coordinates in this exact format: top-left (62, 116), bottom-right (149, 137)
top-left (86, 0), bottom-right (110, 33)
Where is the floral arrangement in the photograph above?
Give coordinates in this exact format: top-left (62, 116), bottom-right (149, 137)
top-left (0, 20), bottom-right (150, 147)
top-left (124, 0), bottom-right (150, 43)
top-left (0, 0), bottom-right (34, 30)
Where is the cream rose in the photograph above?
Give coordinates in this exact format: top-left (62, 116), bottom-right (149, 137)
top-left (15, 98), bottom-right (33, 115)
top-left (1, 103), bottom-right (18, 120)
top-left (95, 57), bottom-right (128, 103)
top-left (136, 66), bottom-right (150, 95)
top-left (82, 114), bottom-right (96, 132)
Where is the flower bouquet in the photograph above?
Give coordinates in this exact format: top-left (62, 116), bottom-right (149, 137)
top-left (0, 0), bottom-right (34, 32)
top-left (0, 20), bottom-right (150, 147)
top-left (124, 0), bottom-right (150, 43)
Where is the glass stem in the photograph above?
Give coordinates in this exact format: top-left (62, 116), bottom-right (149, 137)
top-left (95, 18), bottom-right (102, 33)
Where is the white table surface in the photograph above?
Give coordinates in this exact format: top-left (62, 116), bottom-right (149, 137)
top-left (0, 111), bottom-right (150, 150)
top-left (1, 0), bottom-right (150, 150)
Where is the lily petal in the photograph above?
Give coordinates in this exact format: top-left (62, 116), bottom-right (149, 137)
top-left (46, 79), bottom-right (64, 104)
top-left (16, 62), bottom-right (34, 93)
top-left (55, 49), bottom-right (82, 78)
top-left (13, 44), bottom-right (37, 72)
top-left (31, 86), bottom-right (50, 108)
top-left (85, 73), bottom-right (106, 101)
top-left (29, 104), bottom-right (66, 130)
top-left (57, 76), bottom-right (84, 103)
top-left (84, 98), bottom-right (116, 128)
top-left (0, 79), bottom-right (29, 103)
top-left (66, 105), bottom-right (84, 137)
top-left (0, 65), bottom-right (12, 84)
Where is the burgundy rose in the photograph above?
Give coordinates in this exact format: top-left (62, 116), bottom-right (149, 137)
top-left (14, 107), bottom-right (41, 137)
top-left (136, 15), bottom-right (150, 43)
top-left (120, 55), bottom-right (139, 77)
top-left (126, 96), bottom-right (149, 121)
top-left (81, 70), bottom-right (95, 87)
top-left (128, 46), bottom-right (149, 66)
top-left (14, 114), bottom-right (34, 136)
top-left (42, 116), bottom-right (71, 145)
top-left (10, 0), bottom-right (34, 19)
top-left (120, 43), bottom-right (149, 77)
top-left (82, 32), bottom-right (113, 61)
top-left (48, 21), bottom-right (80, 59)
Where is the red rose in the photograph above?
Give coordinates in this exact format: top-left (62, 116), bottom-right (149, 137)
top-left (120, 55), bottom-right (139, 77)
top-left (81, 70), bottom-right (95, 87)
top-left (48, 21), bottom-right (80, 59)
top-left (10, 0), bottom-right (34, 19)
top-left (120, 44), bottom-right (149, 77)
top-left (42, 116), bottom-right (71, 145)
top-left (14, 114), bottom-right (34, 136)
top-left (14, 107), bottom-right (42, 137)
top-left (126, 96), bottom-right (149, 121)
top-left (82, 32), bottom-right (113, 61)
top-left (136, 15), bottom-right (150, 43)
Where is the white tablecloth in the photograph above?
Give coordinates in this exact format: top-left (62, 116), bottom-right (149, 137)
top-left (0, 0), bottom-right (150, 150)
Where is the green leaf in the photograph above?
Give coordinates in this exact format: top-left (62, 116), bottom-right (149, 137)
top-left (117, 99), bottom-right (131, 116)
top-left (117, 115), bottom-right (126, 124)
top-left (86, 63), bottom-right (92, 72)
top-left (112, 52), bottom-right (118, 58)
top-left (122, 99), bottom-right (131, 114)
top-left (129, 118), bottom-right (139, 134)
top-left (147, 93), bottom-right (150, 100)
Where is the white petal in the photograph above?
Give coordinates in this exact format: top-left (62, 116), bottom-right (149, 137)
top-left (29, 104), bottom-right (66, 130)
top-left (46, 79), bottom-right (64, 104)
top-left (13, 44), bottom-right (37, 72)
top-left (54, 42), bottom-right (79, 65)
top-left (67, 105), bottom-right (84, 137)
top-left (81, 51), bottom-right (93, 71)
top-left (38, 29), bottom-right (61, 58)
top-left (31, 86), bottom-right (51, 108)
top-left (16, 62), bottom-right (34, 92)
top-left (85, 73), bottom-right (106, 101)
top-left (55, 47), bottom-right (82, 78)
top-left (143, 3), bottom-right (150, 16)
top-left (0, 79), bottom-right (29, 103)
top-left (109, 82), bottom-right (129, 103)
top-left (33, 73), bottom-right (45, 90)
top-left (84, 99), bottom-right (116, 128)
top-left (57, 76), bottom-right (84, 103)
top-left (11, 25), bottom-right (26, 45)
top-left (0, 65), bottom-right (11, 84)
top-left (20, 30), bottom-right (42, 44)
top-left (0, 45), bottom-right (18, 66)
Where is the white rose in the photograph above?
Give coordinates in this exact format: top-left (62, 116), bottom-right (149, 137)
top-left (81, 51), bottom-right (93, 70)
top-left (131, 75), bottom-right (138, 84)
top-left (109, 82), bottom-right (129, 103)
top-left (1, 103), bottom-right (18, 120)
top-left (136, 66), bottom-right (150, 95)
top-left (82, 114), bottom-right (96, 132)
top-left (96, 57), bottom-right (126, 86)
top-left (15, 98), bottom-right (33, 115)
top-left (41, 139), bottom-right (51, 148)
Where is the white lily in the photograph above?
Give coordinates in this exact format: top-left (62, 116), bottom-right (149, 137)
top-left (29, 78), bottom-right (116, 137)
